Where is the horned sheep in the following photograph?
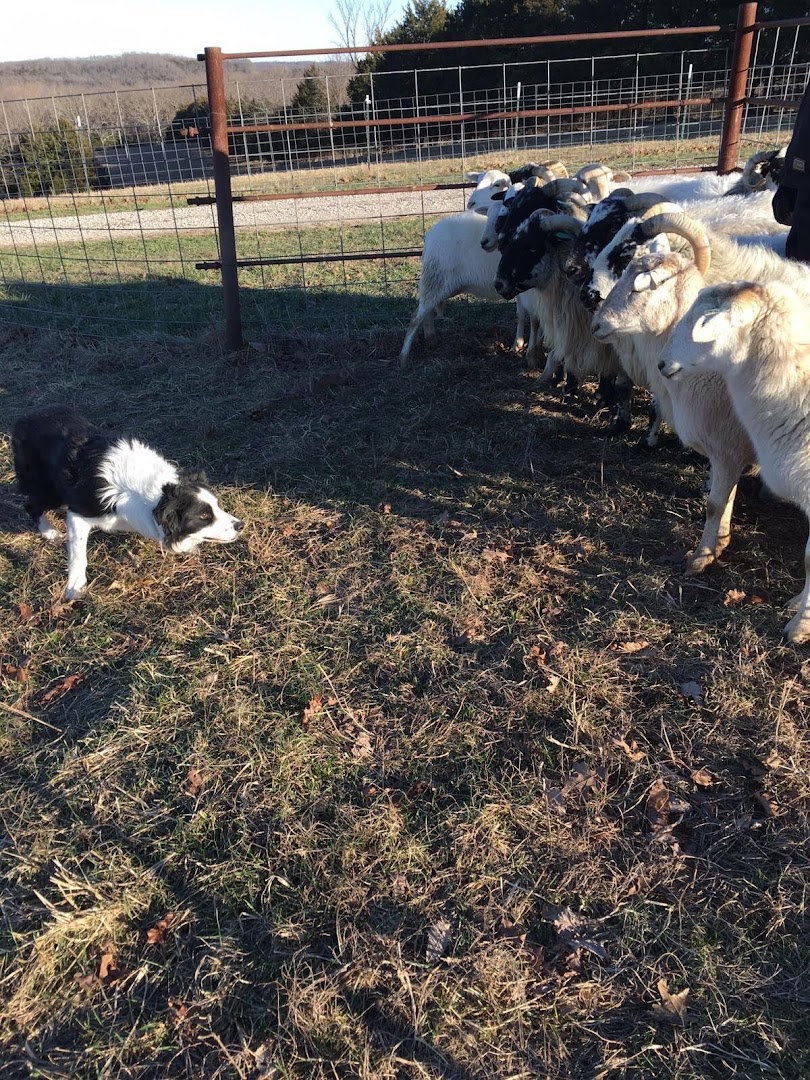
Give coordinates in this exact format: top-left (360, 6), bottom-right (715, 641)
top-left (659, 279), bottom-right (810, 644)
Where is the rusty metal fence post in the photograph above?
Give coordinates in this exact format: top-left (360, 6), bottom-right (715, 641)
top-left (202, 46), bottom-right (244, 350)
top-left (718, 2), bottom-right (758, 173)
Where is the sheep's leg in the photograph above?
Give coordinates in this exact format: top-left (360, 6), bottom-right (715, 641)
top-left (539, 347), bottom-right (561, 383)
top-left (686, 457), bottom-right (740, 574)
top-left (784, 535), bottom-right (810, 644)
top-left (597, 375), bottom-right (617, 410)
top-left (609, 373), bottom-right (633, 436)
top-left (525, 317), bottom-right (543, 370)
top-left (399, 300), bottom-right (439, 366)
top-left (422, 308), bottom-right (437, 345)
top-left (643, 398), bottom-right (663, 449)
top-left (548, 360), bottom-right (565, 385)
top-left (562, 372), bottom-right (579, 398)
top-left (512, 298), bottom-right (527, 352)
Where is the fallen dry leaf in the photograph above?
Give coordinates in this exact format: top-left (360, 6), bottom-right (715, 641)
top-left (98, 950), bottom-right (124, 985)
top-left (482, 547), bottom-right (510, 564)
top-left (426, 917), bottom-right (452, 963)
top-left (723, 588), bottom-right (747, 607)
top-left (652, 978), bottom-right (690, 1023)
top-left (680, 680), bottom-right (704, 704)
top-left (765, 748), bottom-right (783, 770)
top-left (302, 694), bottom-right (324, 725)
top-left (17, 602), bottom-right (35, 623)
top-left (611, 640), bottom-right (651, 654)
top-left (3, 656), bottom-right (30, 685)
top-left (146, 912), bottom-right (179, 945)
top-left (563, 762), bottom-right (605, 797)
top-left (350, 728), bottom-right (373, 761)
top-left (48, 599), bottom-right (80, 619)
top-left (544, 672), bottom-right (561, 695)
top-left (546, 905), bottom-right (584, 935)
top-left (186, 767), bottom-right (204, 796)
top-left (613, 736), bottom-right (645, 762)
top-left (645, 778), bottom-right (670, 830)
top-left (168, 997), bottom-right (189, 1022)
top-left (525, 644), bottom-right (547, 669)
top-left (754, 791), bottom-right (778, 818)
top-left (541, 781), bottom-right (565, 812)
top-left (691, 768), bottom-right (714, 787)
top-left (37, 672), bottom-right (81, 706)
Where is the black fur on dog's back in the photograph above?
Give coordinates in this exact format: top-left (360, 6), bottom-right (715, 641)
top-left (12, 406), bottom-right (117, 521)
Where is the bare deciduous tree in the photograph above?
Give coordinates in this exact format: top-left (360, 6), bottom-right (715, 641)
top-left (329, 0), bottom-right (394, 54)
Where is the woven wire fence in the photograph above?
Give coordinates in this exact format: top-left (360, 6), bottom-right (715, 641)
top-left (0, 24), bottom-right (807, 345)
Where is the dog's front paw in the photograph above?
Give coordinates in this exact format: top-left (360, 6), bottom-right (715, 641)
top-left (37, 516), bottom-right (64, 542)
top-left (63, 581), bottom-right (87, 601)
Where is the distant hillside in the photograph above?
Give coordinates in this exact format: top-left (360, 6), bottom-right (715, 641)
top-left (0, 52), bottom-right (355, 105)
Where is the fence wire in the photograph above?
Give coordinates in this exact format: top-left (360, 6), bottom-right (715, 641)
top-left (0, 26), bottom-right (807, 345)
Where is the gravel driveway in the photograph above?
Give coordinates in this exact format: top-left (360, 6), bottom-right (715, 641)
top-left (0, 188), bottom-right (471, 248)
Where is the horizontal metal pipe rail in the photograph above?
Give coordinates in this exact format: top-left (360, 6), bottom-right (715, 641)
top-left (198, 8), bottom-right (810, 348)
top-left (227, 97), bottom-right (716, 136)
top-left (196, 249), bottom-right (424, 270)
top-left (207, 25), bottom-right (729, 61)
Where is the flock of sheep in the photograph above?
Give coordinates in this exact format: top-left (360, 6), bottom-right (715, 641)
top-left (399, 147), bottom-right (810, 645)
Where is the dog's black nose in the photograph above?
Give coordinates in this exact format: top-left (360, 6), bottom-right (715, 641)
top-left (234, 519), bottom-right (244, 532)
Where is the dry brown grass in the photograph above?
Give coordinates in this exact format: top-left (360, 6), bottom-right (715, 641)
top-left (0, 314), bottom-right (809, 1079)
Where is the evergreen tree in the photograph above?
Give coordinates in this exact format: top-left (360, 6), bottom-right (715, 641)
top-left (290, 63), bottom-right (330, 117)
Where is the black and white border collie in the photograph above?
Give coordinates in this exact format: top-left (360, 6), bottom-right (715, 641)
top-left (12, 407), bottom-right (243, 599)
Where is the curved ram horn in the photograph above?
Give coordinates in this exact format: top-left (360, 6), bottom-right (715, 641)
top-left (575, 163), bottom-right (613, 200)
top-left (541, 160), bottom-right (569, 178)
top-left (532, 166), bottom-right (558, 185)
top-left (638, 212), bottom-right (711, 278)
top-left (534, 212), bottom-right (584, 236)
top-left (619, 191), bottom-right (673, 213)
top-left (612, 170), bottom-right (633, 182)
top-left (542, 178), bottom-right (588, 198)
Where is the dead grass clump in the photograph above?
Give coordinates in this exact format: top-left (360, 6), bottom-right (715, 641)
top-left (1, 324), bottom-right (810, 1077)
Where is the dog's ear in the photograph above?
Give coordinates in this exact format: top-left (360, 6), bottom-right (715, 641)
top-left (181, 467), bottom-right (208, 486)
top-left (154, 482), bottom-right (183, 543)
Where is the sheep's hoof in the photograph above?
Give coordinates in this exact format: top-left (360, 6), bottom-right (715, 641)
top-left (608, 417), bottom-right (632, 438)
top-left (784, 611), bottom-right (810, 644)
top-left (784, 592), bottom-right (804, 613)
top-left (636, 434), bottom-right (657, 453)
top-left (685, 551), bottom-right (715, 575)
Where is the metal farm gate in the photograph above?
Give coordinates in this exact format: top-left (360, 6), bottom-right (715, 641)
top-left (195, 3), bottom-right (810, 349)
top-left (0, 2), bottom-right (807, 346)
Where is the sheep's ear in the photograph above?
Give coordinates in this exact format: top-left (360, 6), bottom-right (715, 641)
top-left (691, 308), bottom-right (732, 342)
top-left (466, 171), bottom-right (483, 182)
top-left (692, 289), bottom-right (761, 342)
top-left (633, 264), bottom-right (676, 292)
top-left (633, 272), bottom-right (656, 293)
top-left (647, 233), bottom-right (671, 255)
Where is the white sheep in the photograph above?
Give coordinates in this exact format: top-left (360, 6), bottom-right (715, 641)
top-left (398, 204), bottom-right (533, 366)
top-left (659, 279), bottom-right (810, 643)
top-left (566, 190), bottom-right (789, 445)
top-left (590, 208), bottom-right (810, 575)
top-left (591, 240), bottom-right (756, 574)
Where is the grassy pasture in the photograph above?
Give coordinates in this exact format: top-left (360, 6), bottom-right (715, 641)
top-left (0, 295), bottom-right (809, 1079)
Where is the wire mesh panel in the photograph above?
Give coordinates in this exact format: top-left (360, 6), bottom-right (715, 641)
top-left (0, 24), bottom-right (807, 347)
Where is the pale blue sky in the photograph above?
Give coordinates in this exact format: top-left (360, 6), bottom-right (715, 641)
top-left (2, 0), bottom-right (408, 62)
